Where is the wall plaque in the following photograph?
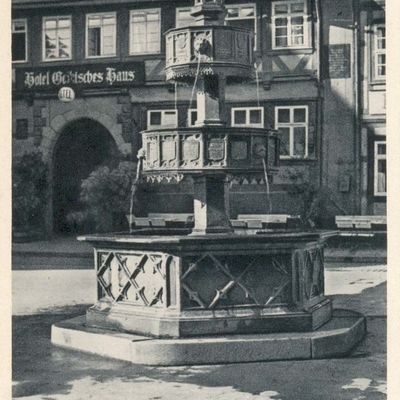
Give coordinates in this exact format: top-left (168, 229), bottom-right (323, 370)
top-left (326, 44), bottom-right (351, 79)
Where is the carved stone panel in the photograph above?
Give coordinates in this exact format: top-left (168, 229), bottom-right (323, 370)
top-left (161, 136), bottom-right (177, 167)
top-left (174, 32), bottom-right (190, 64)
top-left (215, 30), bottom-right (233, 61)
top-left (293, 248), bottom-right (325, 306)
top-left (207, 138), bottom-right (225, 162)
top-left (181, 253), bottom-right (292, 309)
top-left (252, 136), bottom-right (267, 165)
top-left (96, 251), bottom-right (174, 308)
top-left (231, 140), bottom-right (248, 161)
top-left (181, 135), bottom-right (201, 167)
top-left (236, 31), bottom-right (250, 63)
top-left (146, 138), bottom-right (159, 168)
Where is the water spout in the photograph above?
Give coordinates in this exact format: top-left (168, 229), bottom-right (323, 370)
top-left (189, 55), bottom-right (202, 113)
top-left (262, 158), bottom-right (272, 214)
top-left (129, 149), bottom-right (145, 233)
top-left (254, 62), bottom-right (261, 107)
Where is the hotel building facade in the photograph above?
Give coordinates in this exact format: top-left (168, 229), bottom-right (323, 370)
top-left (12, 0), bottom-right (386, 235)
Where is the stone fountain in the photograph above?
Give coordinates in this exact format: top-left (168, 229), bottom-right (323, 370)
top-left (52, 0), bottom-right (366, 365)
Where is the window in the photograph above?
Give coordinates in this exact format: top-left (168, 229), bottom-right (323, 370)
top-left (176, 7), bottom-right (195, 28)
top-left (147, 110), bottom-right (178, 129)
top-left (275, 106), bottom-right (311, 158)
top-left (226, 4), bottom-right (257, 48)
top-left (272, 0), bottom-right (309, 49)
top-left (12, 19), bottom-right (27, 62)
top-left (373, 25), bottom-right (386, 79)
top-left (130, 9), bottom-right (161, 55)
top-left (231, 107), bottom-right (263, 128)
top-left (43, 16), bottom-right (72, 61)
top-left (86, 13), bottom-right (116, 58)
top-left (374, 141), bottom-right (386, 196)
top-left (188, 109), bottom-right (198, 127)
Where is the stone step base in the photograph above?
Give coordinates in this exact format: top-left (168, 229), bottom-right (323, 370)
top-left (51, 309), bottom-right (366, 366)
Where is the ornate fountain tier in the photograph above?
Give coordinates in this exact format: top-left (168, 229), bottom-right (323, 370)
top-left (141, 126), bottom-right (279, 178)
top-left (165, 25), bottom-right (253, 83)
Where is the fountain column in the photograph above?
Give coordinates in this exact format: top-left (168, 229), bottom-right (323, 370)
top-left (190, 0), bottom-right (232, 234)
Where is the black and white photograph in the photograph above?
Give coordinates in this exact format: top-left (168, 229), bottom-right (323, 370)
top-left (5, 0), bottom-right (398, 398)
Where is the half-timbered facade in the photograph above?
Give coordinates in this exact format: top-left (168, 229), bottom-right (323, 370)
top-left (12, 0), bottom-right (386, 236)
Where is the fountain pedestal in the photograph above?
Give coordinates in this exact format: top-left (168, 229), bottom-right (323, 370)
top-left (83, 232), bottom-right (334, 338)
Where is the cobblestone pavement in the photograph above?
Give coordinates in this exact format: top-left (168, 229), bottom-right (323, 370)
top-left (12, 262), bottom-right (387, 400)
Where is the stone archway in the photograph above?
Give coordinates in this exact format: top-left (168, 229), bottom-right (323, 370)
top-left (41, 108), bottom-right (130, 163)
top-left (51, 118), bottom-right (120, 234)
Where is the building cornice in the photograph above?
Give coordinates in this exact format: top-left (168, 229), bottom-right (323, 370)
top-left (13, 0), bottom-right (175, 10)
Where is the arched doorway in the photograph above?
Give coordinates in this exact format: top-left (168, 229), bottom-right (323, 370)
top-left (53, 118), bottom-right (119, 234)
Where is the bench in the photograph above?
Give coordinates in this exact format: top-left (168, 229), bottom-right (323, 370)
top-left (234, 214), bottom-right (299, 229)
top-left (127, 213), bottom-right (299, 230)
top-left (335, 215), bottom-right (386, 230)
top-left (126, 213), bottom-right (194, 228)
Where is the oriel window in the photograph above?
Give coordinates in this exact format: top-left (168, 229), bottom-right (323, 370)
top-left (130, 9), bottom-right (161, 55)
top-left (86, 13), bottom-right (116, 58)
top-left (12, 19), bottom-right (27, 62)
top-left (43, 16), bottom-right (71, 61)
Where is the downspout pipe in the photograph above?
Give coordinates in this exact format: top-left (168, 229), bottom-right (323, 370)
top-left (351, 0), bottom-right (361, 215)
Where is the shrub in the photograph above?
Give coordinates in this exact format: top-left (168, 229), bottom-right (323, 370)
top-left (288, 183), bottom-right (341, 229)
top-left (77, 161), bottom-right (138, 232)
top-left (12, 151), bottom-right (48, 231)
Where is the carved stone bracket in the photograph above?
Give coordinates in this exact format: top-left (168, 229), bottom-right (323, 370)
top-left (144, 173), bottom-right (185, 184)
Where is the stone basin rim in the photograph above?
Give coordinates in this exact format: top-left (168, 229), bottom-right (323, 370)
top-left (78, 230), bottom-right (338, 245)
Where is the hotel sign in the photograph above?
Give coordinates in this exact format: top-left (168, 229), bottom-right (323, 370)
top-left (15, 62), bottom-right (145, 92)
